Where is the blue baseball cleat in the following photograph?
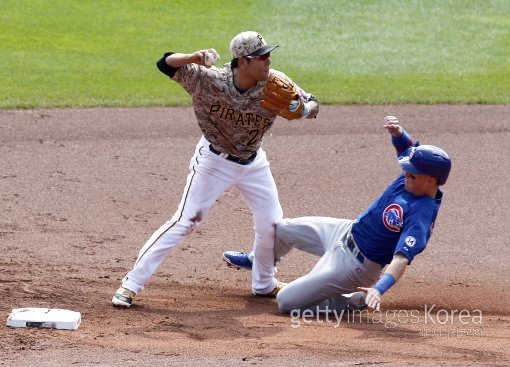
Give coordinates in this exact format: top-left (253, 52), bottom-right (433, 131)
top-left (222, 251), bottom-right (253, 271)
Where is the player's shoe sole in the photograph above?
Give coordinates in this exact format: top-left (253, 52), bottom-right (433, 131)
top-left (112, 286), bottom-right (136, 308)
top-left (253, 281), bottom-right (287, 298)
top-left (222, 251), bottom-right (253, 271)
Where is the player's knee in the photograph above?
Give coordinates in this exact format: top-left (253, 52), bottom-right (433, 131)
top-left (276, 293), bottom-right (290, 313)
top-left (274, 219), bottom-right (286, 237)
top-left (275, 218), bottom-right (294, 244)
top-left (276, 288), bottom-right (295, 314)
top-left (180, 211), bottom-right (205, 236)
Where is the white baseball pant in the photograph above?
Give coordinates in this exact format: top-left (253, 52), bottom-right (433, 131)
top-left (122, 136), bottom-right (282, 295)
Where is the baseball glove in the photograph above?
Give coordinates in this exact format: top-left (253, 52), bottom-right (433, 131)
top-left (261, 73), bottom-right (305, 120)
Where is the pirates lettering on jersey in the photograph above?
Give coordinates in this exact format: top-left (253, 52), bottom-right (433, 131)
top-left (209, 104), bottom-right (271, 126)
top-left (382, 204), bottom-right (404, 232)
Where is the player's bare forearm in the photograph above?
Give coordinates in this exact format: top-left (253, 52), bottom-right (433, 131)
top-left (358, 253), bottom-right (408, 310)
top-left (383, 253), bottom-right (409, 281)
top-left (165, 53), bottom-right (199, 67)
top-left (165, 49), bottom-right (219, 68)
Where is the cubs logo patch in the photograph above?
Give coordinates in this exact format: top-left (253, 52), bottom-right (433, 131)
top-left (382, 204), bottom-right (404, 232)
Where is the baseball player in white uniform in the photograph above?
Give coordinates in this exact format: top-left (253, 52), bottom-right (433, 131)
top-left (112, 31), bottom-right (319, 307)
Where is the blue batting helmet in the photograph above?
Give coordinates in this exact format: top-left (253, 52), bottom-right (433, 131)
top-left (399, 145), bottom-right (451, 185)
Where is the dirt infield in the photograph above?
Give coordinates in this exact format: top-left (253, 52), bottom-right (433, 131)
top-left (1, 105), bottom-right (509, 366)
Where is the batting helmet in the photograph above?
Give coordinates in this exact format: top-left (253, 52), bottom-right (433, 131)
top-left (398, 145), bottom-right (451, 185)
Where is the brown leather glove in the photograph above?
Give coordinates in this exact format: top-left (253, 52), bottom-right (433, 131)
top-left (261, 72), bottom-right (305, 120)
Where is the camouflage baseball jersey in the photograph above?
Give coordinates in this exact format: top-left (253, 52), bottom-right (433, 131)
top-left (157, 55), bottom-right (313, 159)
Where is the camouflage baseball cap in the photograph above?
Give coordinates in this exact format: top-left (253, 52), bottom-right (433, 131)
top-left (229, 31), bottom-right (279, 59)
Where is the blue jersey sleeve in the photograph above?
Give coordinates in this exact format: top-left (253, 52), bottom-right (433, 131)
top-left (391, 129), bottom-right (422, 161)
top-left (392, 129), bottom-right (413, 152)
top-left (395, 201), bottom-right (434, 263)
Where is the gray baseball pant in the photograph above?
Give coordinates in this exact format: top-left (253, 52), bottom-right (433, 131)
top-left (274, 217), bottom-right (383, 313)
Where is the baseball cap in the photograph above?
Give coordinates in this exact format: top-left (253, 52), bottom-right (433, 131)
top-left (398, 145), bottom-right (451, 185)
top-left (230, 31), bottom-right (279, 59)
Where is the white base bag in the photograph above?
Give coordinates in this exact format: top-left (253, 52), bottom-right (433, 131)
top-left (7, 308), bottom-right (81, 330)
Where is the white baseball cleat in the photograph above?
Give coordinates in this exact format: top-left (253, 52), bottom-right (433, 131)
top-left (112, 286), bottom-right (136, 308)
top-left (253, 281), bottom-right (287, 298)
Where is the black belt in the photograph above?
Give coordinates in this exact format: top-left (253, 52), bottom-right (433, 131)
top-left (346, 234), bottom-right (365, 264)
top-left (209, 145), bottom-right (257, 165)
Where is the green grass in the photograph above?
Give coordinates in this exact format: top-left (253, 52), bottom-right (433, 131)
top-left (1, 0), bottom-right (509, 108)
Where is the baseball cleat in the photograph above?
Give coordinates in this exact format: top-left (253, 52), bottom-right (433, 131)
top-left (112, 286), bottom-right (136, 308)
top-left (253, 281), bottom-right (287, 298)
top-left (222, 251), bottom-right (253, 271)
top-left (342, 291), bottom-right (367, 310)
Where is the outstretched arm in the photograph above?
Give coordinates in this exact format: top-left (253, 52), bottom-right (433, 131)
top-left (165, 49), bottom-right (220, 68)
top-left (157, 49), bottom-right (220, 79)
top-left (358, 253), bottom-right (409, 310)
